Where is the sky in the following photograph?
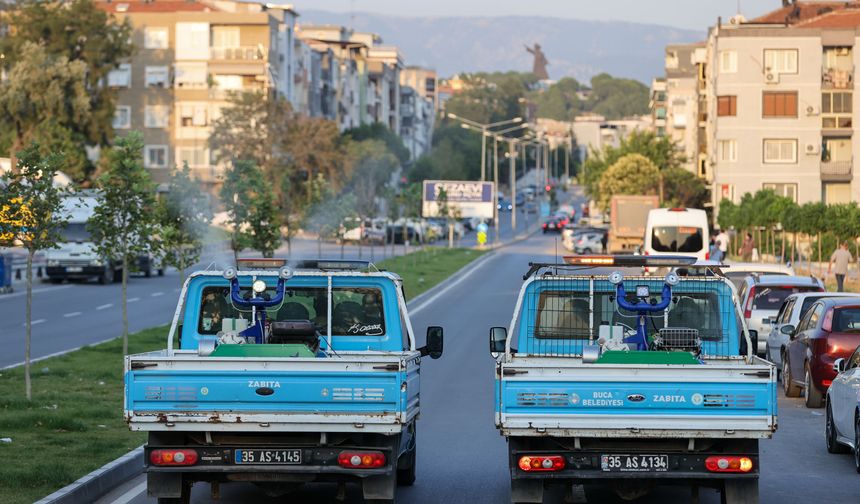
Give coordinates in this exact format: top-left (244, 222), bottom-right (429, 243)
top-left (291, 0), bottom-right (780, 30)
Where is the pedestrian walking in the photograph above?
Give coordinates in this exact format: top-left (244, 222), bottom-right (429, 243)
top-left (738, 233), bottom-right (754, 262)
top-left (828, 241), bottom-right (853, 292)
top-left (708, 238), bottom-right (722, 263)
top-left (715, 229), bottom-right (729, 259)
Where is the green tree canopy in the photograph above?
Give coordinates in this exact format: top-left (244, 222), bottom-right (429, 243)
top-left (343, 123), bottom-right (410, 165)
top-left (597, 153), bottom-right (660, 210)
top-left (157, 163), bottom-right (213, 281)
top-left (219, 160), bottom-right (281, 259)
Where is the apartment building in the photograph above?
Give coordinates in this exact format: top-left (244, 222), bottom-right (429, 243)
top-left (650, 78), bottom-right (668, 136)
top-left (98, 0), bottom-right (299, 187)
top-left (707, 3), bottom-right (860, 207)
top-left (663, 43), bottom-right (708, 175)
top-left (401, 66), bottom-right (438, 110)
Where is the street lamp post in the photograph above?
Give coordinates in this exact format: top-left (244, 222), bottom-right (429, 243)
top-left (446, 113), bottom-right (523, 181)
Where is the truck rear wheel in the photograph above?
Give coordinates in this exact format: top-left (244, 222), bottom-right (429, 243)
top-left (721, 479), bottom-right (759, 504)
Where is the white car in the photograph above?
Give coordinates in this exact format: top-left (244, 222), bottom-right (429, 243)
top-left (573, 232), bottom-right (604, 254)
top-left (824, 342), bottom-right (860, 470)
top-left (766, 292), bottom-right (860, 368)
top-left (724, 262), bottom-right (796, 290)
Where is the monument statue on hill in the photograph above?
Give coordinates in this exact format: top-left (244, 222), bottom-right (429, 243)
top-left (525, 43), bottom-right (549, 80)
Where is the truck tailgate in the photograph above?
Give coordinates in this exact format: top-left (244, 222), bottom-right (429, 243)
top-left (125, 351), bottom-right (419, 434)
top-left (498, 358), bottom-right (777, 438)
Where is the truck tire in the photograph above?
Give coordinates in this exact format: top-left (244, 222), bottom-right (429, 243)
top-left (782, 354), bottom-right (801, 397)
top-left (397, 425), bottom-right (416, 486)
top-left (721, 479), bottom-right (759, 504)
top-left (98, 269), bottom-right (109, 285)
top-left (804, 364), bottom-right (824, 408)
top-left (145, 266), bottom-right (152, 278)
top-left (157, 268), bottom-right (165, 276)
top-left (113, 267), bottom-right (123, 283)
top-left (826, 401), bottom-right (850, 454)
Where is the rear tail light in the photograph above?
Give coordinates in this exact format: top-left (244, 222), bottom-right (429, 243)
top-left (150, 449), bottom-right (198, 466)
top-left (518, 455), bottom-right (565, 472)
top-left (705, 456), bottom-right (753, 473)
top-left (705, 251), bottom-right (710, 260)
top-left (337, 451), bottom-right (386, 469)
top-left (744, 287), bottom-right (756, 319)
top-left (669, 208), bottom-right (687, 212)
top-left (822, 379), bottom-right (832, 387)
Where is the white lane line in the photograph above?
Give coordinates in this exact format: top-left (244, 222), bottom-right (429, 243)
top-left (407, 252), bottom-right (498, 316)
top-left (151, 291), bottom-right (164, 297)
top-left (127, 297), bottom-right (140, 303)
top-left (21, 319), bottom-right (46, 327)
top-left (63, 312), bottom-right (82, 318)
top-left (110, 480), bottom-right (147, 504)
top-left (96, 303), bottom-right (113, 310)
top-left (0, 285), bottom-right (72, 301)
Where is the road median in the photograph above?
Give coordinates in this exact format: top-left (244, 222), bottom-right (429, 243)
top-left (1, 246), bottom-right (489, 504)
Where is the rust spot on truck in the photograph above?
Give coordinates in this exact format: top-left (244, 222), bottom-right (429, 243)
top-left (156, 413), bottom-right (169, 423)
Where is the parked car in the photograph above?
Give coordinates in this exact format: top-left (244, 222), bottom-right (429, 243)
top-left (541, 217), bottom-right (564, 234)
top-left (573, 231), bottom-right (605, 254)
top-left (783, 298), bottom-right (860, 408)
top-left (724, 262), bottom-right (796, 290)
top-left (341, 218), bottom-right (386, 244)
top-left (738, 274), bottom-right (825, 356)
top-left (766, 292), bottom-right (860, 369)
top-left (824, 342), bottom-right (860, 469)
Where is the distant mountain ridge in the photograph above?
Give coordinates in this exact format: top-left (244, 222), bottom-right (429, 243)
top-left (299, 10), bottom-right (703, 84)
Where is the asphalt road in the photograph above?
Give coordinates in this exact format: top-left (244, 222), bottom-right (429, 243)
top-left (98, 225), bottom-right (860, 504)
top-left (0, 209), bottom-right (538, 370)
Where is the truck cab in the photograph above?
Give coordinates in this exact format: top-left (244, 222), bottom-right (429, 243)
top-left (490, 255), bottom-right (776, 503)
top-left (124, 259), bottom-right (443, 503)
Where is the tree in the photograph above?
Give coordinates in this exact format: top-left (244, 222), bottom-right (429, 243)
top-left (661, 167), bottom-right (709, 209)
top-left (0, 42), bottom-right (91, 175)
top-left (0, 144), bottom-right (71, 399)
top-left (88, 132), bottom-right (156, 355)
top-left (0, 0), bottom-right (133, 180)
top-left (219, 160), bottom-right (281, 261)
top-left (587, 73), bottom-right (650, 119)
top-left (157, 163), bottom-right (213, 282)
top-left (596, 153), bottom-right (660, 210)
top-left (343, 123), bottom-right (410, 165)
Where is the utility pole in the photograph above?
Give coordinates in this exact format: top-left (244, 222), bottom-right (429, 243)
top-left (521, 142), bottom-right (528, 231)
top-left (510, 139), bottom-right (517, 232)
top-left (480, 130), bottom-right (487, 181)
top-left (493, 135), bottom-right (500, 245)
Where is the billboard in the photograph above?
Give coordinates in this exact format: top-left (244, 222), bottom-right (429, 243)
top-left (422, 180), bottom-right (495, 219)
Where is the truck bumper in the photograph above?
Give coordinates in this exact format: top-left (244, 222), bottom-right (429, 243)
top-left (46, 266), bottom-right (104, 279)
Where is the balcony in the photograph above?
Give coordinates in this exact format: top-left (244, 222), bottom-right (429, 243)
top-left (822, 66), bottom-right (854, 89)
top-left (821, 158), bottom-right (853, 181)
top-left (210, 46), bottom-right (264, 61)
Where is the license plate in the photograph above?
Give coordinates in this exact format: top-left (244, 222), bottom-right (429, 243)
top-left (234, 449), bottom-right (302, 465)
top-left (601, 454), bottom-right (669, 472)
top-left (66, 266), bottom-right (83, 272)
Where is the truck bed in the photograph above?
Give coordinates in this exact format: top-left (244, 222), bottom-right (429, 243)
top-left (496, 356), bottom-right (777, 439)
top-left (125, 350), bottom-right (419, 434)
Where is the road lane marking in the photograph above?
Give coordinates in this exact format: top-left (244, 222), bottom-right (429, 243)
top-left (96, 303), bottom-right (113, 310)
top-left (0, 285), bottom-right (72, 301)
top-left (151, 291), bottom-right (164, 297)
top-left (21, 319), bottom-right (46, 327)
top-left (408, 252), bottom-right (498, 316)
top-left (127, 297), bottom-right (140, 303)
top-left (63, 312), bottom-right (82, 318)
top-left (109, 480), bottom-right (147, 504)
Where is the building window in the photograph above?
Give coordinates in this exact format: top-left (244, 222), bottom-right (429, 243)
top-left (107, 63), bottom-right (131, 88)
top-left (719, 50), bottom-right (737, 74)
top-left (144, 105), bottom-right (169, 128)
top-left (762, 91), bottom-right (798, 118)
top-left (175, 22), bottom-right (210, 60)
top-left (717, 139), bottom-right (737, 162)
top-left (178, 103), bottom-right (208, 127)
top-left (176, 147), bottom-right (209, 168)
top-left (822, 91), bottom-right (853, 129)
top-left (763, 183), bottom-right (798, 202)
top-left (144, 145), bottom-right (168, 168)
top-left (717, 95), bottom-right (736, 116)
top-left (145, 66), bottom-right (169, 88)
top-left (211, 26), bottom-right (240, 48)
top-left (763, 139), bottom-right (797, 164)
top-left (764, 49), bottom-right (798, 74)
top-left (112, 106), bottom-right (131, 129)
top-left (144, 27), bottom-right (169, 49)
top-left (174, 62), bottom-right (208, 89)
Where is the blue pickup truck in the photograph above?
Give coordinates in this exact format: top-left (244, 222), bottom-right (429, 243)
top-left (490, 256), bottom-right (777, 504)
top-left (124, 259), bottom-right (443, 503)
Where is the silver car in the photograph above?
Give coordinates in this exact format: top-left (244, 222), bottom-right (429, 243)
top-left (738, 274), bottom-right (825, 356)
top-left (766, 292), bottom-right (860, 368)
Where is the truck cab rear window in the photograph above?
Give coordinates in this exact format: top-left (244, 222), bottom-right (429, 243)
top-left (198, 286), bottom-right (385, 336)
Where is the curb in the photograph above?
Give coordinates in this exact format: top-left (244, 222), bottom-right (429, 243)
top-left (32, 226), bottom-right (543, 503)
top-left (34, 446), bottom-right (144, 504)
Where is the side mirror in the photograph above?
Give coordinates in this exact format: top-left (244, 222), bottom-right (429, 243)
top-left (833, 358), bottom-right (846, 374)
top-left (419, 326), bottom-right (443, 359)
top-left (780, 325), bottom-right (795, 337)
top-left (490, 326), bottom-right (507, 354)
top-left (741, 329), bottom-right (758, 356)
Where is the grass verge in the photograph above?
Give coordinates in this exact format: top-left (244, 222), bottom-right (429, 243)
top-left (0, 246), bottom-right (486, 503)
top-left (375, 247), bottom-right (487, 300)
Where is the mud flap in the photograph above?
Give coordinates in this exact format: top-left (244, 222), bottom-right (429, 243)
top-left (723, 479), bottom-right (759, 504)
top-left (148, 472), bottom-right (184, 498)
top-left (511, 478), bottom-right (543, 503)
top-left (362, 468), bottom-right (397, 501)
